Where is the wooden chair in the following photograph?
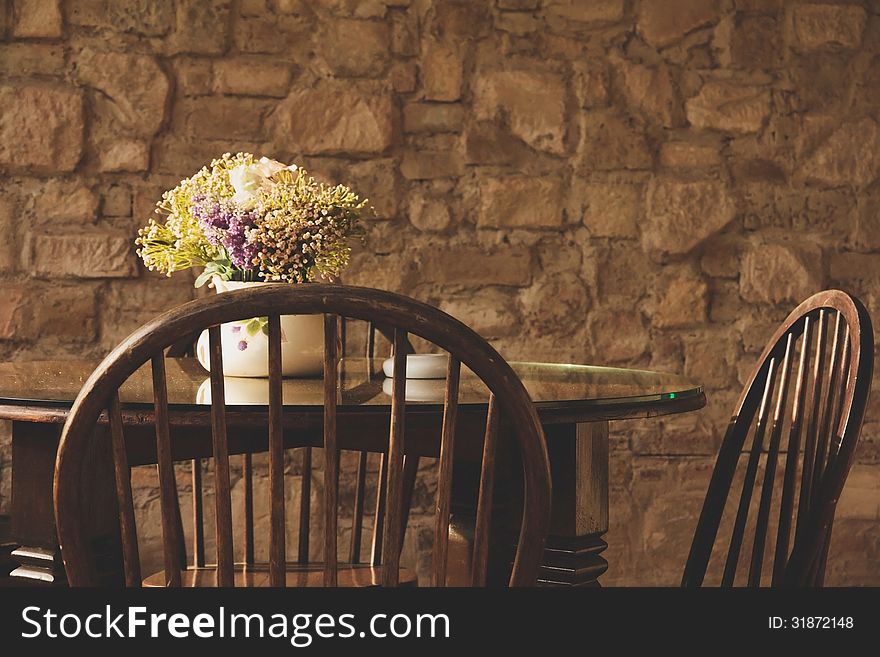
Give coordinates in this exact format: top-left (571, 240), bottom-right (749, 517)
top-left (682, 290), bottom-right (873, 587)
top-left (54, 285), bottom-right (552, 587)
top-left (172, 320), bottom-right (418, 580)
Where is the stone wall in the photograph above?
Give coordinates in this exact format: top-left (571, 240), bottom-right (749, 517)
top-left (1, 0), bottom-right (879, 585)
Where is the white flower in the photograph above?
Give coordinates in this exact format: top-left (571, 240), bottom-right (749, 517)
top-left (228, 164), bottom-right (264, 208)
top-left (229, 157), bottom-right (298, 208)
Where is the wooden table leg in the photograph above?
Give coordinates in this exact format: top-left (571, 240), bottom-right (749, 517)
top-left (9, 421), bottom-right (66, 585)
top-left (539, 421), bottom-right (609, 587)
top-left (444, 420), bottom-right (610, 587)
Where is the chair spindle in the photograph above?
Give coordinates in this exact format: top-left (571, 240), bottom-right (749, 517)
top-left (267, 314), bottom-right (286, 586)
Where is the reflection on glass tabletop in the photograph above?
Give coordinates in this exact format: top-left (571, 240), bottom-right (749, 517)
top-left (0, 358), bottom-right (703, 413)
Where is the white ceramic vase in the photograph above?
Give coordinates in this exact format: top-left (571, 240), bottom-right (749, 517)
top-left (195, 278), bottom-right (324, 378)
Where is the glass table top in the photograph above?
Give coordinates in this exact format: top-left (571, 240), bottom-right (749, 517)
top-left (0, 358), bottom-right (703, 414)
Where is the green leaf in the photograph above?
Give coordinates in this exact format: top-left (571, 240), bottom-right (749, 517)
top-left (194, 270), bottom-right (214, 288)
top-left (245, 319), bottom-right (262, 336)
top-left (194, 258), bottom-right (236, 288)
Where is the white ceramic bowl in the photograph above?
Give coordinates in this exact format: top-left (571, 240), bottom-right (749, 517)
top-left (381, 377), bottom-right (446, 402)
top-left (382, 353), bottom-right (448, 379)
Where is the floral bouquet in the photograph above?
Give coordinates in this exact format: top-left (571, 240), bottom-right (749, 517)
top-left (136, 153), bottom-right (370, 377)
top-left (136, 152), bottom-right (368, 287)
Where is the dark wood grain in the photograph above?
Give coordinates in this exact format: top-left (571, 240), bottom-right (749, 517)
top-left (682, 290), bottom-right (874, 588)
top-left (323, 314), bottom-right (339, 587)
top-left (750, 334), bottom-right (793, 586)
top-left (243, 453), bottom-right (254, 565)
top-left (208, 326), bottom-right (234, 587)
top-left (370, 454), bottom-right (387, 568)
top-left (108, 393), bottom-right (140, 587)
top-left (772, 316), bottom-right (813, 585)
top-left (54, 284), bottom-right (553, 587)
top-left (381, 330), bottom-right (408, 587)
top-left (433, 356), bottom-right (460, 587)
top-left (471, 394), bottom-right (499, 587)
top-left (349, 452), bottom-right (368, 564)
top-left (192, 459), bottom-right (205, 567)
top-left (298, 447), bottom-right (311, 564)
top-left (267, 314), bottom-right (285, 587)
top-left (151, 354), bottom-right (182, 587)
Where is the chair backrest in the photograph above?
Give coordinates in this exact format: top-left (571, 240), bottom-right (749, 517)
top-left (183, 320), bottom-right (413, 574)
top-left (682, 290), bottom-right (873, 587)
top-left (54, 285), bottom-right (552, 587)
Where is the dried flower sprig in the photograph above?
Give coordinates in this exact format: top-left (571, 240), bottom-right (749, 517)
top-left (134, 153), bottom-right (369, 286)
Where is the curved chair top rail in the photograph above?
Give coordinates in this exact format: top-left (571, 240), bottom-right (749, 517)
top-left (54, 284), bottom-right (553, 586)
top-left (733, 289), bottom-right (872, 484)
top-left (683, 289), bottom-right (873, 588)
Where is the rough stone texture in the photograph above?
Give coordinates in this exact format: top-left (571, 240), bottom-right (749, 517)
top-left (740, 239), bottom-right (823, 305)
top-left (73, 49), bottom-right (170, 138)
top-left (546, 0), bottom-right (625, 24)
top-left (612, 58), bottom-right (680, 128)
top-left (12, 0), bottom-right (63, 38)
top-left (0, 85), bottom-right (83, 171)
top-left (643, 179), bottom-right (737, 256)
top-left (578, 182), bottom-right (640, 238)
top-left (269, 80), bottom-right (393, 154)
top-left (213, 59), bottom-right (292, 97)
top-left (637, 0), bottom-right (718, 48)
top-left (655, 268), bottom-right (709, 328)
top-left (473, 69), bottom-right (567, 155)
top-left (478, 177), bottom-right (564, 229)
top-left (421, 38), bottom-right (463, 101)
top-left (28, 232), bottom-right (138, 278)
top-left (1, 0), bottom-right (879, 588)
top-left (791, 3), bottom-right (867, 52)
top-left (317, 18), bottom-right (390, 77)
top-left (31, 180), bottom-right (98, 223)
top-left (686, 80), bottom-right (771, 133)
top-left (802, 118), bottom-right (880, 187)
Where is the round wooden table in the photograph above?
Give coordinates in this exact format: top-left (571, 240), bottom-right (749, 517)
top-left (0, 358), bottom-right (705, 586)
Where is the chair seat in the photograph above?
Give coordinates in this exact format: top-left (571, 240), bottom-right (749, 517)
top-left (142, 562), bottom-right (418, 587)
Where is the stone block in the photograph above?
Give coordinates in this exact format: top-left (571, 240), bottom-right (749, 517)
top-left (520, 272), bottom-right (590, 337)
top-left (478, 176), bottom-right (565, 229)
top-left (0, 85), bottom-right (83, 172)
top-left (579, 181), bottom-right (641, 238)
top-left (408, 193), bottom-right (451, 232)
top-left (0, 43), bottom-right (65, 76)
top-left (416, 246), bottom-right (532, 287)
top-left (791, 3), bottom-right (867, 52)
top-left (402, 103), bottom-right (464, 133)
top-left (474, 69), bottom-right (567, 155)
top-left (32, 180), bottom-right (98, 223)
top-left (740, 239), bottom-right (823, 305)
top-left (29, 231), bottom-right (138, 278)
top-left (400, 150), bottom-right (464, 180)
top-left (421, 38), bottom-right (463, 101)
top-left (579, 110), bottom-right (652, 170)
top-left (317, 19), bottom-right (390, 77)
top-left (643, 178), bottom-right (737, 256)
top-left (686, 80), bottom-right (771, 133)
top-left (589, 308), bottom-right (649, 362)
top-left (98, 139), bottom-right (150, 172)
top-left (213, 59), bottom-right (292, 97)
top-left (269, 80), bottom-right (392, 155)
top-left (12, 0), bottom-right (62, 37)
top-left (802, 118), bottom-right (880, 187)
top-left (637, 0), bottom-right (719, 48)
top-left (73, 49), bottom-right (170, 138)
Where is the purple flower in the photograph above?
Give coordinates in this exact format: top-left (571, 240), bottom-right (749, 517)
top-left (237, 340), bottom-right (248, 351)
top-left (231, 325), bottom-right (241, 334)
top-left (192, 195), bottom-right (260, 269)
